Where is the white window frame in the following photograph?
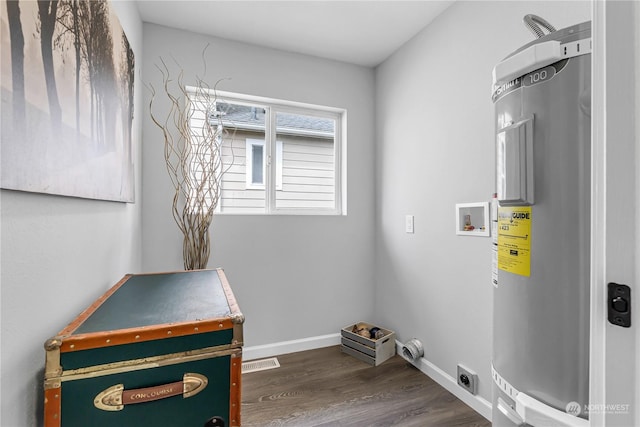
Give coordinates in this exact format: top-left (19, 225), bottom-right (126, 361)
top-left (190, 88), bottom-right (345, 216)
top-left (245, 139), bottom-right (283, 190)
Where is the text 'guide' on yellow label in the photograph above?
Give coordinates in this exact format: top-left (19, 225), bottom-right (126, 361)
top-left (497, 206), bottom-right (531, 277)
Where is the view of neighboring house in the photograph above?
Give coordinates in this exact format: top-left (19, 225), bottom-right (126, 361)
top-left (189, 98), bottom-right (338, 214)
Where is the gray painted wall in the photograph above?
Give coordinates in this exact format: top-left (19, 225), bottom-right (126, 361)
top-left (374, 1), bottom-right (591, 403)
top-left (141, 24), bottom-right (377, 347)
top-left (0, 3), bottom-right (143, 426)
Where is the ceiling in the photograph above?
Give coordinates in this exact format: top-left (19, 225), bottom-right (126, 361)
top-left (135, 1), bottom-right (454, 67)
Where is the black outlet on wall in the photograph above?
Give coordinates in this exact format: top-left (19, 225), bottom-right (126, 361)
top-left (457, 364), bottom-right (478, 395)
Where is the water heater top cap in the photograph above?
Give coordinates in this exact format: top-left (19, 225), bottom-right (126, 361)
top-left (492, 20), bottom-right (591, 87)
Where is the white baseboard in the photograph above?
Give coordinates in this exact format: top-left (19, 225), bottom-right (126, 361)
top-left (395, 341), bottom-right (492, 421)
top-left (243, 333), bottom-right (341, 361)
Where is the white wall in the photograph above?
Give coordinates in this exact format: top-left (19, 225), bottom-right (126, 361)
top-left (141, 24), bottom-right (376, 348)
top-left (375, 0), bottom-right (590, 406)
top-left (0, 3), bottom-right (143, 426)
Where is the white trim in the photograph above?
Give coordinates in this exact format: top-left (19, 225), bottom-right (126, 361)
top-left (266, 107), bottom-right (277, 212)
top-left (592, 3), bottom-right (639, 426)
top-left (188, 87), bottom-right (346, 116)
top-left (340, 110), bottom-right (347, 215)
top-left (395, 341), bottom-right (492, 421)
top-left (589, 2), bottom-right (607, 427)
top-left (245, 138), bottom-right (265, 189)
top-left (269, 107), bottom-right (342, 216)
top-left (275, 139), bottom-right (283, 190)
top-left (243, 333), bottom-right (341, 362)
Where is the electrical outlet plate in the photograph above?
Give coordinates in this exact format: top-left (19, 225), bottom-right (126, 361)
top-left (457, 364), bottom-right (478, 395)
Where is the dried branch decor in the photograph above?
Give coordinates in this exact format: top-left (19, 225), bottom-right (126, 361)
top-left (147, 53), bottom-right (234, 270)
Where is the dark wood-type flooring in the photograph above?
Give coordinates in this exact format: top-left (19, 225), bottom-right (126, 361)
top-left (241, 346), bottom-right (491, 426)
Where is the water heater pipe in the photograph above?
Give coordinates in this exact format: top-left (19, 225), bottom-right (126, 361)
top-left (523, 14), bottom-right (557, 38)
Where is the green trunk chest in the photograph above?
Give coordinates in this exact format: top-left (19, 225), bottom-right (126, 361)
top-left (44, 269), bottom-right (243, 427)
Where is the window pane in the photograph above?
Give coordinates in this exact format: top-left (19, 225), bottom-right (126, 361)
top-left (251, 144), bottom-right (264, 184)
top-left (216, 101), bottom-right (267, 213)
top-left (274, 112), bottom-right (335, 210)
top-left (186, 96), bottom-right (223, 213)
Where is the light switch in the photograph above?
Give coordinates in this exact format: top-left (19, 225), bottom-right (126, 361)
top-left (405, 215), bottom-right (414, 233)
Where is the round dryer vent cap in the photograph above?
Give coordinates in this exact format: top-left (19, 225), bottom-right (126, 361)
top-left (402, 338), bottom-right (424, 361)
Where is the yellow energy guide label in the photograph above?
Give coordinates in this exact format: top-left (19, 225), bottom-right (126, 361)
top-left (497, 206), bottom-right (531, 277)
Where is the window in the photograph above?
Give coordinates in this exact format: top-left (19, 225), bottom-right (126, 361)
top-left (245, 139), bottom-right (283, 190)
top-left (187, 88), bottom-right (345, 215)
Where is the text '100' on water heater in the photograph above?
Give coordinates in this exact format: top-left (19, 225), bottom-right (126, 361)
top-left (491, 14), bottom-right (591, 427)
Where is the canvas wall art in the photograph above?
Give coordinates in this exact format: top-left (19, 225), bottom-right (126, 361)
top-left (1, 0), bottom-right (135, 202)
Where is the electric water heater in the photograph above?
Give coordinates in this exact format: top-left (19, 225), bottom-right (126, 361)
top-left (491, 15), bottom-right (591, 426)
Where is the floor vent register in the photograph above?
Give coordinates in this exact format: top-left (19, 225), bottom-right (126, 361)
top-left (242, 357), bottom-right (280, 374)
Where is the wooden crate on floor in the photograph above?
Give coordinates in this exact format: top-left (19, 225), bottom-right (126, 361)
top-left (341, 322), bottom-right (395, 366)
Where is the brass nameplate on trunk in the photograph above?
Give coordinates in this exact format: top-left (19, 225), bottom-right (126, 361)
top-left (94, 373), bottom-right (208, 411)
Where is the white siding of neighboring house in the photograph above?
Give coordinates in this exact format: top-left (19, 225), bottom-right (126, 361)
top-left (219, 130), bottom-right (335, 213)
top-left (278, 136), bottom-right (335, 209)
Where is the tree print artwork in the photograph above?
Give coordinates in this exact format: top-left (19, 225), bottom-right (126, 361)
top-left (1, 0), bottom-right (135, 202)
